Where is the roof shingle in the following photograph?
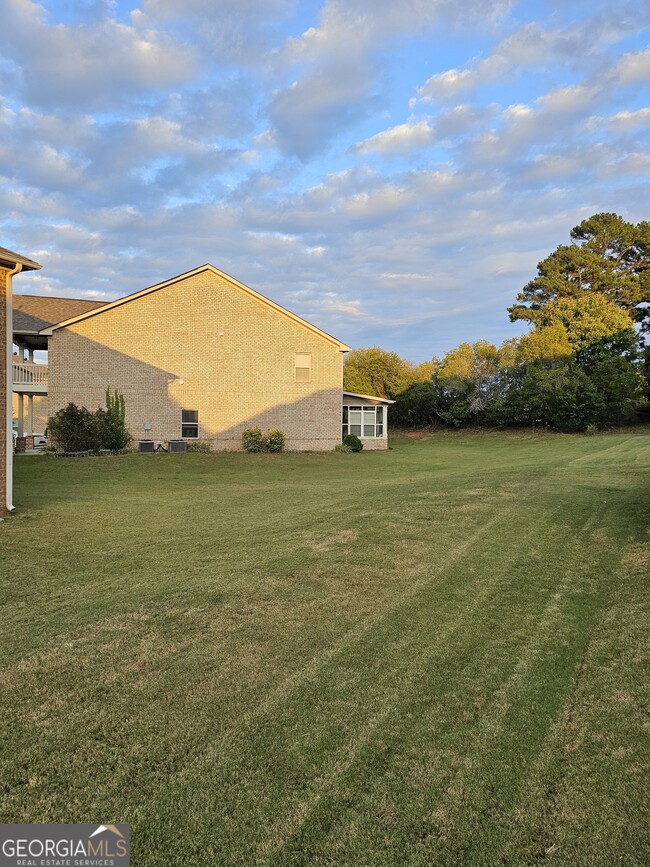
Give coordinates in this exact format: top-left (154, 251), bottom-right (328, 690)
top-left (13, 295), bottom-right (107, 334)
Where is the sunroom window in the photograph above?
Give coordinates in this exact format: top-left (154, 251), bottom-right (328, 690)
top-left (342, 405), bottom-right (384, 438)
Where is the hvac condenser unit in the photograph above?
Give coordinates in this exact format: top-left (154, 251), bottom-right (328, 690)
top-left (138, 440), bottom-right (155, 453)
top-left (167, 440), bottom-right (187, 453)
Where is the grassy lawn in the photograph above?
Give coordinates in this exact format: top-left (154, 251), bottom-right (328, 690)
top-left (1, 430), bottom-right (649, 865)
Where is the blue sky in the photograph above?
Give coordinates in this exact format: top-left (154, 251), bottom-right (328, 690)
top-left (1, 0), bottom-right (649, 361)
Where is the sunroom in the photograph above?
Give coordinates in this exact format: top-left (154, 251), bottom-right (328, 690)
top-left (341, 391), bottom-right (395, 451)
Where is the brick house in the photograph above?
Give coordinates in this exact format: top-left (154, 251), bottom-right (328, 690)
top-left (13, 294), bottom-right (106, 441)
top-left (1, 246), bottom-right (41, 513)
top-left (13, 264), bottom-right (392, 453)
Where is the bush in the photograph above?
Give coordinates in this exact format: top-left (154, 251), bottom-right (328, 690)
top-left (104, 388), bottom-right (132, 450)
top-left (187, 440), bottom-right (211, 452)
top-left (342, 433), bottom-right (363, 452)
top-left (265, 429), bottom-right (285, 452)
top-left (48, 390), bottom-right (132, 453)
top-left (242, 427), bottom-right (264, 452)
top-left (334, 442), bottom-right (352, 453)
top-left (48, 403), bottom-right (103, 452)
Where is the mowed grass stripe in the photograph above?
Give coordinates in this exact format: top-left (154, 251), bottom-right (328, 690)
top-left (2, 431), bottom-right (648, 866)
top-left (0, 459), bottom-right (535, 824)
top-left (568, 435), bottom-right (650, 467)
top-left (260, 503), bottom-right (594, 865)
top-left (1, 462), bottom-right (527, 826)
top-left (130, 487), bottom-right (578, 863)
top-left (506, 517), bottom-right (650, 866)
top-left (258, 500), bottom-right (613, 865)
top-left (2, 452), bottom-right (513, 665)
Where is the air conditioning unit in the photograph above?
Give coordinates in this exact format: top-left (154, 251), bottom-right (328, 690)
top-left (138, 440), bottom-right (155, 453)
top-left (167, 440), bottom-right (187, 453)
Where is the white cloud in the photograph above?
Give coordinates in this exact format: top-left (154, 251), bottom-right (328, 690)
top-left (266, 0), bottom-right (514, 159)
top-left (2, 0), bottom-right (649, 362)
top-left (353, 119), bottom-right (435, 156)
top-left (607, 108), bottom-right (650, 129)
top-left (416, 12), bottom-right (650, 104)
top-left (2, 0), bottom-right (195, 110)
top-left (615, 48), bottom-right (650, 84)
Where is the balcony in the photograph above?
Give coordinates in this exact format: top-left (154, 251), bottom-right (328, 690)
top-left (12, 362), bottom-right (48, 394)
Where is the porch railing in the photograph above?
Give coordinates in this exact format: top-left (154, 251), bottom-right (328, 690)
top-left (12, 362), bottom-right (49, 386)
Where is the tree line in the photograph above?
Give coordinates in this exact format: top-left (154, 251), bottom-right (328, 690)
top-left (343, 213), bottom-right (650, 432)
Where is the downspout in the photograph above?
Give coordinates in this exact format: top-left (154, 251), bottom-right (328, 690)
top-left (5, 262), bottom-right (21, 512)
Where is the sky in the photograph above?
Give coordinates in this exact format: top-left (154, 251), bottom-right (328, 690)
top-left (1, 0), bottom-right (649, 362)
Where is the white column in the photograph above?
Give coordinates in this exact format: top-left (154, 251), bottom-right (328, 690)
top-left (5, 265), bottom-right (21, 513)
top-left (17, 393), bottom-right (24, 437)
top-left (27, 394), bottom-right (33, 435)
top-left (28, 347), bottom-right (34, 363)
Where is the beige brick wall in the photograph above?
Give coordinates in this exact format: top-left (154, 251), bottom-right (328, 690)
top-left (48, 269), bottom-right (345, 451)
top-left (0, 269), bottom-right (7, 513)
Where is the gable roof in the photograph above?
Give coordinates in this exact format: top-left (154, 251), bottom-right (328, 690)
top-left (41, 264), bottom-right (351, 351)
top-left (0, 246), bottom-right (42, 272)
top-left (13, 295), bottom-right (107, 335)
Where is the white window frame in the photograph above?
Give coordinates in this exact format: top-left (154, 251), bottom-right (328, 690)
top-left (342, 404), bottom-right (385, 439)
top-left (181, 409), bottom-right (199, 438)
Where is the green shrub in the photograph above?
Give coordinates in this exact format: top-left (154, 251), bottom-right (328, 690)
top-left (342, 433), bottom-right (363, 452)
top-left (187, 440), bottom-right (211, 452)
top-left (265, 429), bottom-right (285, 452)
top-left (48, 390), bottom-right (132, 453)
top-left (104, 388), bottom-right (132, 450)
top-left (334, 442), bottom-right (352, 453)
top-left (47, 403), bottom-right (102, 452)
top-left (242, 427), bottom-right (264, 452)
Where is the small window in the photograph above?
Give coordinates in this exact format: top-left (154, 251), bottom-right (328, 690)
top-left (182, 409), bottom-right (198, 438)
top-left (295, 353), bottom-right (311, 382)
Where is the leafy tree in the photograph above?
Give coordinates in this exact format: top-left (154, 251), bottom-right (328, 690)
top-left (587, 353), bottom-right (644, 426)
top-left (343, 347), bottom-right (416, 399)
top-left (435, 341), bottom-right (513, 420)
top-left (516, 295), bottom-right (636, 363)
top-left (501, 361), bottom-right (604, 432)
top-left (517, 323), bottom-right (573, 364)
top-left (509, 213), bottom-right (650, 330)
top-left (531, 294), bottom-right (636, 349)
top-left (437, 340), bottom-right (500, 381)
top-left (392, 381), bottom-right (438, 428)
top-left (430, 377), bottom-right (477, 427)
top-left (412, 359), bottom-right (438, 382)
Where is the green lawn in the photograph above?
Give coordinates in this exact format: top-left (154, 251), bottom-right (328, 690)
top-left (2, 430), bottom-right (649, 865)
